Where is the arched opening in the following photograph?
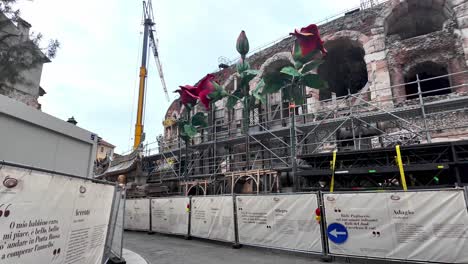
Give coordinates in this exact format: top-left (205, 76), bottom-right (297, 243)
top-left (404, 62), bottom-right (451, 99)
top-left (187, 185), bottom-right (206, 196)
top-left (318, 38), bottom-right (368, 100)
top-left (233, 176), bottom-right (258, 194)
top-left (385, 3), bottom-right (451, 40)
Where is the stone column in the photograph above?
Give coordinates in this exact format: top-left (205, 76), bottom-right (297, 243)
top-left (364, 31), bottom-right (393, 108)
top-left (448, 57), bottom-right (468, 92)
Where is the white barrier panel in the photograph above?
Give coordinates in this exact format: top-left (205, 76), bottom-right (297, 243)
top-left (110, 190), bottom-right (125, 258)
top-left (0, 165), bottom-right (115, 264)
top-left (151, 197), bottom-right (189, 236)
top-left (324, 190), bottom-right (468, 263)
top-left (124, 199), bottom-right (150, 231)
top-left (190, 196), bottom-right (235, 242)
top-left (237, 194), bottom-right (322, 253)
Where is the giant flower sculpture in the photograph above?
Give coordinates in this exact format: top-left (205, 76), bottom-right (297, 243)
top-left (174, 85), bottom-right (198, 108)
top-left (290, 24), bottom-right (327, 63)
top-left (260, 23), bottom-right (328, 104)
top-left (174, 74), bottom-right (227, 141)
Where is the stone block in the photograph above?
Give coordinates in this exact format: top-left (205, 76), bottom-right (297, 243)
top-left (460, 28), bottom-right (468, 38)
top-left (454, 2), bottom-right (468, 15)
top-left (457, 16), bottom-right (468, 28)
top-left (374, 17), bottom-right (385, 27)
top-left (365, 51), bottom-right (386, 63)
top-left (449, 0), bottom-right (466, 8)
top-left (371, 27), bottom-right (385, 35)
top-left (375, 60), bottom-right (388, 71)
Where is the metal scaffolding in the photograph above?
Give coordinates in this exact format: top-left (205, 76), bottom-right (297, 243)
top-left (142, 70), bottom-right (468, 195)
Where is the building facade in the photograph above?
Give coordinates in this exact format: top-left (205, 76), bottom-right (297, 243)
top-left (143, 0), bottom-right (468, 196)
top-left (96, 138), bottom-right (116, 161)
top-left (0, 14), bottom-right (49, 110)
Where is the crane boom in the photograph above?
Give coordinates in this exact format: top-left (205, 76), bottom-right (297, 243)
top-left (149, 30), bottom-right (170, 101)
top-left (133, 0), bottom-right (169, 150)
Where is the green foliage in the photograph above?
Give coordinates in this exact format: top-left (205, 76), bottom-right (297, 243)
top-left (209, 82), bottom-right (228, 101)
top-left (191, 112), bottom-right (207, 128)
top-left (184, 124), bottom-right (198, 138)
top-left (240, 69), bottom-right (259, 86)
top-left (177, 111), bottom-right (208, 142)
top-left (227, 88), bottom-right (244, 109)
top-left (252, 79), bottom-right (266, 105)
top-left (280, 66), bottom-right (301, 78)
top-left (0, 1), bottom-right (60, 89)
top-left (262, 72), bottom-right (291, 94)
top-left (301, 59), bottom-right (324, 74)
top-left (259, 55), bottom-right (327, 104)
top-left (302, 74), bottom-right (327, 90)
top-left (177, 119), bottom-right (190, 142)
top-left (236, 60), bottom-right (250, 73)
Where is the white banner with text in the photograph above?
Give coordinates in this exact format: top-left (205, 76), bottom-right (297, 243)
top-left (124, 199), bottom-right (150, 231)
top-left (190, 196), bottom-right (235, 242)
top-left (237, 194), bottom-right (322, 253)
top-left (323, 190), bottom-right (468, 263)
top-left (0, 165), bottom-right (115, 264)
top-left (151, 197), bottom-right (189, 236)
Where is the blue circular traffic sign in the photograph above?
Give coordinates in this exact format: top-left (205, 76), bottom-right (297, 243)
top-left (327, 223), bottom-right (348, 244)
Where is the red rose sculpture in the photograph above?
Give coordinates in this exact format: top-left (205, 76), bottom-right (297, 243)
top-left (174, 85), bottom-right (198, 107)
top-left (196, 74), bottom-right (217, 110)
top-left (290, 24), bottom-right (327, 62)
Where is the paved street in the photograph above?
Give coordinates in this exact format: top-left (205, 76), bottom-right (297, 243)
top-left (123, 231), bottom-right (399, 264)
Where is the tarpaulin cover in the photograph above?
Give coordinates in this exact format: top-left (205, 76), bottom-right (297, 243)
top-left (323, 190), bottom-right (468, 263)
top-left (237, 193), bottom-right (322, 252)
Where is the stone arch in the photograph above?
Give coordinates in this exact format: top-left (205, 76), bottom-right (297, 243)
top-left (221, 73), bottom-right (240, 92)
top-left (186, 184), bottom-right (206, 196)
top-left (164, 99), bottom-right (182, 120)
top-left (404, 61), bottom-right (451, 99)
top-left (163, 100), bottom-right (183, 142)
top-left (254, 52), bottom-right (294, 82)
top-left (233, 175), bottom-right (259, 194)
top-left (250, 52), bottom-right (294, 121)
top-left (319, 31), bottom-right (371, 99)
top-left (384, 0), bottom-right (455, 40)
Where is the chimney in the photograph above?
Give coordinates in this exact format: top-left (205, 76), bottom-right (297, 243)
top-left (16, 18), bottom-right (31, 41)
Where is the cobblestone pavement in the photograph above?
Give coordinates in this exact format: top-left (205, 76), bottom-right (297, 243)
top-left (123, 231), bottom-right (401, 264)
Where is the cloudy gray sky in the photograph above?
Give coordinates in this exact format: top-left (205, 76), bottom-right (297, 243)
top-left (17, 0), bottom-right (361, 153)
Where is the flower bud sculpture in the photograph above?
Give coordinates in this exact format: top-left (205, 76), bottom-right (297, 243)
top-left (236, 30), bottom-right (249, 60)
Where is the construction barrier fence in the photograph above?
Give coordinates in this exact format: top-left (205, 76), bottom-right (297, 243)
top-left (106, 187), bottom-right (125, 260)
top-left (124, 198), bottom-right (150, 231)
top-left (124, 189), bottom-right (468, 263)
top-left (151, 197), bottom-right (189, 235)
top-left (190, 196), bottom-right (235, 242)
top-left (236, 193), bottom-right (322, 253)
top-left (0, 162), bottom-right (116, 264)
top-left (323, 189), bottom-right (468, 263)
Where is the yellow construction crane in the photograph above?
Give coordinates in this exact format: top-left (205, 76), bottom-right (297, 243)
top-left (134, 0), bottom-right (169, 150)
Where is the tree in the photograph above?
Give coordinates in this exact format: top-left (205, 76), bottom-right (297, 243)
top-left (0, 0), bottom-right (60, 92)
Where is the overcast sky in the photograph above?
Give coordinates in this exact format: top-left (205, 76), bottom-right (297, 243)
top-left (17, 0), bottom-right (361, 154)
